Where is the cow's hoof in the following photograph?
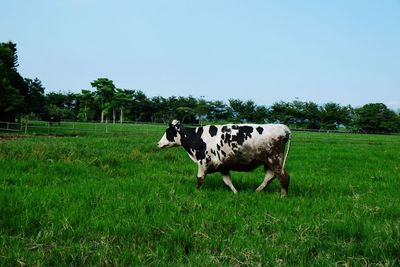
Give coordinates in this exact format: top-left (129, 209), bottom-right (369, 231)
top-left (197, 177), bottom-right (204, 188)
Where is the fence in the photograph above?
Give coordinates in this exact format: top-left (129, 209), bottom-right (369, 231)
top-left (0, 120), bottom-right (399, 137)
top-left (0, 120), bottom-right (167, 135)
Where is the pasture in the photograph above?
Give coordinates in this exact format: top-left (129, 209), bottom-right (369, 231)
top-left (1, 124), bottom-right (399, 266)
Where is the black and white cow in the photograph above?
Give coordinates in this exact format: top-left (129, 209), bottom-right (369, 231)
top-left (158, 120), bottom-right (292, 195)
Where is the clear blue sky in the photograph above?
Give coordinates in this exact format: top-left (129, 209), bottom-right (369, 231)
top-left (1, 0), bottom-right (400, 109)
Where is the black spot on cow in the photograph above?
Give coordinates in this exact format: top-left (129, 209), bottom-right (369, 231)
top-left (231, 126), bottom-right (253, 145)
top-left (206, 155), bottom-right (212, 164)
top-left (225, 133), bottom-right (232, 146)
top-left (216, 144), bottom-right (221, 150)
top-left (221, 150), bottom-right (226, 157)
top-left (209, 125), bottom-right (218, 137)
top-left (165, 127), bottom-right (178, 142)
top-left (179, 126), bottom-right (207, 161)
top-left (222, 126), bottom-right (230, 133)
top-left (210, 149), bottom-right (216, 156)
top-left (256, 126), bottom-right (264, 135)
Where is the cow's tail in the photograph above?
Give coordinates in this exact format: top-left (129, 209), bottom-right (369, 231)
top-left (281, 131), bottom-right (291, 175)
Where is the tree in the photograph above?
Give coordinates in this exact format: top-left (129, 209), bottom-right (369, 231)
top-left (207, 100), bottom-right (233, 122)
top-left (289, 100), bottom-right (306, 127)
top-left (24, 78), bottom-right (46, 117)
top-left (77, 90), bottom-right (94, 121)
top-left (228, 99), bottom-right (256, 123)
top-left (128, 90), bottom-right (152, 122)
top-left (91, 78), bottom-right (116, 123)
top-left (353, 103), bottom-right (399, 133)
top-left (319, 103), bottom-right (352, 130)
top-left (177, 96), bottom-right (198, 123)
top-left (303, 101), bottom-right (321, 129)
top-left (112, 89), bottom-right (135, 123)
top-left (196, 99), bottom-right (209, 125)
top-left (42, 92), bottom-right (76, 121)
top-left (176, 106), bottom-right (195, 123)
top-left (268, 101), bottom-right (292, 125)
top-left (151, 96), bottom-right (169, 123)
top-left (0, 42), bottom-right (28, 121)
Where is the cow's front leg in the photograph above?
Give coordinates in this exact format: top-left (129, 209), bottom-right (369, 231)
top-left (197, 165), bottom-right (206, 189)
top-left (221, 171), bottom-right (238, 194)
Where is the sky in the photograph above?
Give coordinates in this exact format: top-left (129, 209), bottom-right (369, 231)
top-left (1, 0), bottom-right (400, 110)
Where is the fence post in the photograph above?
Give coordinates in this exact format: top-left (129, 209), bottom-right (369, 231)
top-left (6, 122), bottom-right (9, 130)
top-left (106, 122), bottom-right (108, 133)
top-left (48, 122), bottom-right (50, 134)
top-left (24, 118), bottom-right (28, 134)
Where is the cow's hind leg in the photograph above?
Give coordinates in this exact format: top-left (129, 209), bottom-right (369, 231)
top-left (256, 168), bottom-right (275, 192)
top-left (221, 171), bottom-right (238, 194)
top-left (278, 169), bottom-right (290, 196)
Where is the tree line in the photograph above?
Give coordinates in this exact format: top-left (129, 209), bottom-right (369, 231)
top-left (1, 41), bottom-right (400, 133)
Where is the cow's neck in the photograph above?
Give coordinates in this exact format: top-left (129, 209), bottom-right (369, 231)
top-left (179, 126), bottom-right (195, 153)
top-left (178, 126), bottom-right (208, 163)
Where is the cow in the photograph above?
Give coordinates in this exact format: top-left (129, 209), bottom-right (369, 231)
top-left (157, 120), bottom-right (292, 195)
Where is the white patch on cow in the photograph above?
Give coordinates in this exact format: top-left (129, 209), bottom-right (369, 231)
top-left (157, 132), bottom-right (181, 148)
top-left (187, 149), bottom-right (197, 163)
top-left (157, 133), bottom-right (169, 148)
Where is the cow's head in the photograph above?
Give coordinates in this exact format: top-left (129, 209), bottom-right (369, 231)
top-left (158, 120), bottom-right (182, 148)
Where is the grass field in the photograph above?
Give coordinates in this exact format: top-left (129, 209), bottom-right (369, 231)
top-left (1, 124), bottom-right (400, 266)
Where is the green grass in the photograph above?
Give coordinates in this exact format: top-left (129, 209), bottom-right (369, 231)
top-left (1, 127), bottom-right (400, 266)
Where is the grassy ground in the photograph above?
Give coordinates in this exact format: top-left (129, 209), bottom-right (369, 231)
top-left (1, 126), bottom-right (399, 266)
